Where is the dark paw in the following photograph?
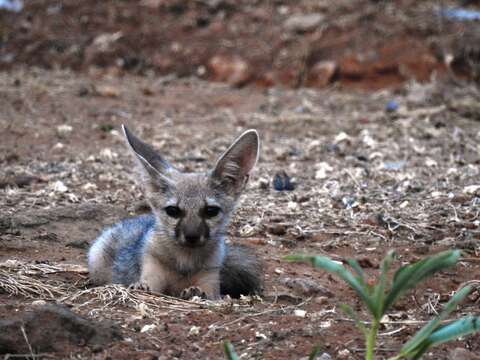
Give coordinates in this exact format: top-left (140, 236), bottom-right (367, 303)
top-left (129, 282), bottom-right (150, 292)
top-left (180, 286), bottom-right (207, 300)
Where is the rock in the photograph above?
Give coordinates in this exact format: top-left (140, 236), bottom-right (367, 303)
top-left (207, 55), bottom-right (251, 87)
top-left (0, 217), bottom-right (12, 233)
top-left (66, 239), bottom-right (90, 249)
top-left (11, 214), bottom-right (49, 228)
top-left (268, 224), bottom-right (287, 236)
top-left (94, 85), bottom-right (120, 98)
top-left (31, 300), bottom-right (47, 307)
top-left (56, 124), bottom-right (73, 138)
top-left (318, 353), bottom-right (333, 360)
top-left (0, 174), bottom-right (44, 189)
top-left (32, 232), bottom-right (59, 242)
top-left (281, 277), bottom-right (334, 297)
top-left (306, 61), bottom-right (337, 87)
top-left (284, 13), bottom-right (325, 33)
top-left (338, 56), bottom-right (365, 79)
top-left (0, 304), bottom-right (121, 354)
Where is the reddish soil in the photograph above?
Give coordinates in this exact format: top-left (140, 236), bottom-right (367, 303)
top-left (0, 68), bottom-right (479, 359)
top-left (1, 0), bottom-right (479, 90)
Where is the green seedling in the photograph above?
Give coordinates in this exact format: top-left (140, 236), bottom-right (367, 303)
top-left (286, 250), bottom-right (479, 359)
top-left (223, 250), bottom-right (479, 359)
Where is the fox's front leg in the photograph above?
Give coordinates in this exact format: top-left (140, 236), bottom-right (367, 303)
top-left (181, 269), bottom-right (220, 300)
top-left (130, 254), bottom-right (169, 293)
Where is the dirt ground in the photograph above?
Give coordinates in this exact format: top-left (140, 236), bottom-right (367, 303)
top-left (1, 1), bottom-right (480, 359)
top-left (1, 67), bottom-right (480, 359)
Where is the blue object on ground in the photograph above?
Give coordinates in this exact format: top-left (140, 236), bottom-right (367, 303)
top-left (383, 161), bottom-right (406, 171)
top-left (441, 7), bottom-right (480, 21)
top-left (385, 100), bottom-right (399, 112)
top-left (273, 171), bottom-right (295, 191)
top-left (0, 0), bottom-right (22, 12)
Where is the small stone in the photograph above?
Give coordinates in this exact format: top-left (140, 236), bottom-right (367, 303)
top-left (0, 174), bottom-right (43, 189)
top-left (52, 180), bottom-right (68, 193)
top-left (188, 326), bottom-right (200, 336)
top-left (307, 61), bottom-right (337, 87)
top-left (255, 331), bottom-right (267, 340)
top-left (140, 324), bottom-right (156, 333)
top-left (463, 185), bottom-right (480, 195)
top-left (100, 148), bottom-right (117, 160)
top-left (268, 224), bottom-right (287, 236)
top-left (52, 142), bottom-right (64, 151)
top-left (318, 353), bottom-right (333, 360)
top-left (207, 55), bottom-right (251, 87)
top-left (284, 13), bottom-right (325, 33)
top-left (293, 309), bottom-right (306, 318)
top-left (56, 124), bottom-right (73, 138)
top-left (31, 300), bottom-right (47, 307)
top-left (94, 85), bottom-right (120, 98)
top-left (314, 296), bottom-right (329, 305)
top-left (66, 239), bottom-right (89, 249)
top-left (315, 162), bottom-right (333, 180)
top-left (337, 349), bottom-right (351, 359)
top-left (281, 277), bottom-right (334, 297)
top-left (82, 183), bottom-right (98, 192)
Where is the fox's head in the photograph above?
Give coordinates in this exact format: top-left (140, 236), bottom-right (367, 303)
top-left (122, 125), bottom-right (259, 248)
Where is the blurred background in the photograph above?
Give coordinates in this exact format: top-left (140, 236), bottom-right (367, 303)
top-left (1, 0), bottom-right (479, 90)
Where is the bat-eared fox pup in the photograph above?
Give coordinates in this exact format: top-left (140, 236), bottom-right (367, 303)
top-left (88, 125), bottom-right (263, 300)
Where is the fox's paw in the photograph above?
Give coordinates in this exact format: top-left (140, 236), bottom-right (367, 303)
top-left (128, 282), bottom-right (150, 292)
top-left (180, 286), bottom-right (207, 300)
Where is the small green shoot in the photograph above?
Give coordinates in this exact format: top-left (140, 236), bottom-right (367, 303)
top-left (223, 250), bottom-right (478, 359)
top-left (285, 250), bottom-right (479, 360)
top-left (223, 340), bottom-right (240, 360)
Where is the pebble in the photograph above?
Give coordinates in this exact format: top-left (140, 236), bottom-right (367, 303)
top-left (284, 13), bottom-right (325, 33)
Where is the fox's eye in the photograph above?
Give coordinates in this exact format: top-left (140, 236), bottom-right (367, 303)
top-left (204, 206), bottom-right (221, 218)
top-left (164, 206), bottom-right (182, 218)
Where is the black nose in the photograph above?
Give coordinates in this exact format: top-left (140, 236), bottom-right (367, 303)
top-left (185, 235), bottom-right (201, 245)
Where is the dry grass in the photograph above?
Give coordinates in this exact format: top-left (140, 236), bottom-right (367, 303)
top-left (0, 260), bottom-right (268, 318)
top-left (0, 260), bottom-right (73, 299)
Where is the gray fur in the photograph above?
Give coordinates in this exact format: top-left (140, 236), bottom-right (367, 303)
top-left (88, 126), bottom-right (262, 298)
top-left (220, 244), bottom-right (263, 297)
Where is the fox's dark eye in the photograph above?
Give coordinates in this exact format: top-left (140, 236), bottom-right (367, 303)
top-left (204, 206), bottom-right (221, 218)
top-left (165, 206), bottom-right (182, 218)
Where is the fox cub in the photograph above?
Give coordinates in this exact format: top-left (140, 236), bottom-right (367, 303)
top-left (88, 125), bottom-right (262, 299)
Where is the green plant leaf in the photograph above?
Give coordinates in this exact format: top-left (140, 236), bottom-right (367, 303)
top-left (308, 345), bottom-right (321, 360)
top-left (223, 341), bottom-right (240, 360)
top-left (399, 286), bottom-right (472, 356)
top-left (383, 250), bottom-right (461, 312)
top-left (410, 316), bottom-right (480, 359)
top-left (339, 303), bottom-right (368, 337)
top-left (346, 258), bottom-right (367, 284)
top-left (285, 255), bottom-right (377, 316)
top-left (372, 250), bottom-right (395, 319)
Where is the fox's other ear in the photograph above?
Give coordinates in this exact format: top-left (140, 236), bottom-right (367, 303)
top-left (212, 129), bottom-right (259, 193)
top-left (122, 125), bottom-right (175, 192)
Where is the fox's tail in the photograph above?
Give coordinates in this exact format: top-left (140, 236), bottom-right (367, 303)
top-left (220, 244), bottom-right (263, 298)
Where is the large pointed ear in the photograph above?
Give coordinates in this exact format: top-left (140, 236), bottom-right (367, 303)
top-left (122, 125), bottom-right (175, 192)
top-left (211, 129), bottom-right (259, 193)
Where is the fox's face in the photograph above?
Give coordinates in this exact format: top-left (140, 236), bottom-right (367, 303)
top-left (122, 126), bottom-right (259, 248)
